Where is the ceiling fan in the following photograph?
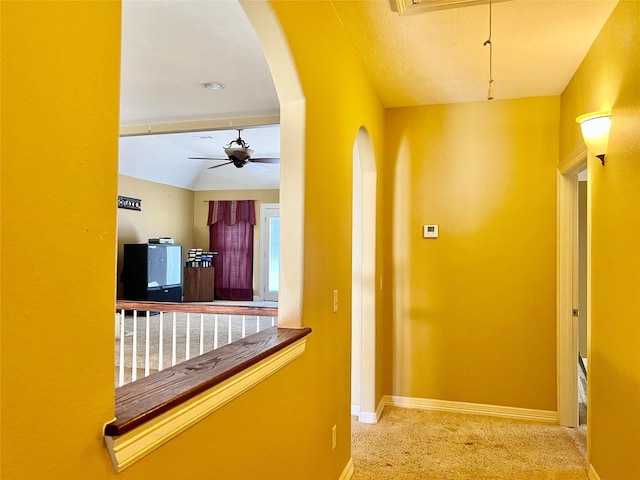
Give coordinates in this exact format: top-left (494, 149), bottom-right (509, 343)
top-left (189, 129), bottom-right (280, 169)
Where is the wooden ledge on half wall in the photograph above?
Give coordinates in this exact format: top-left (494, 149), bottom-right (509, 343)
top-left (105, 326), bottom-right (312, 436)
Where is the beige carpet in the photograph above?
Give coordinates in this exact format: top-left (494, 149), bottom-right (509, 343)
top-left (352, 407), bottom-right (588, 480)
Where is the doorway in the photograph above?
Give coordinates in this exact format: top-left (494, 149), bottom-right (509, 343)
top-left (351, 128), bottom-right (378, 423)
top-left (260, 203), bottom-right (280, 301)
top-left (557, 147), bottom-right (588, 430)
top-left (577, 169), bottom-right (588, 428)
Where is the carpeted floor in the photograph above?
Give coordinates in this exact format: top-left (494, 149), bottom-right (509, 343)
top-left (351, 407), bottom-right (588, 480)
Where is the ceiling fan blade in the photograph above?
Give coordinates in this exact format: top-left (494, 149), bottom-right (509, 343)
top-left (245, 161), bottom-right (268, 172)
top-left (207, 161), bottom-right (235, 169)
top-left (189, 156), bottom-right (228, 161)
top-left (249, 157), bottom-right (280, 164)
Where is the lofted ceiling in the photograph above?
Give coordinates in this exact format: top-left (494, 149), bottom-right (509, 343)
top-left (119, 0), bottom-right (618, 191)
top-left (119, 0), bottom-right (280, 191)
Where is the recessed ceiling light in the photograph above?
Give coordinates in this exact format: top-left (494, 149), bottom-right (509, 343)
top-left (202, 81), bottom-right (225, 90)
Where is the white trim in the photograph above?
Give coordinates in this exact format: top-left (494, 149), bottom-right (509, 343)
top-left (357, 410), bottom-right (378, 424)
top-left (355, 394), bottom-right (385, 424)
top-left (560, 145), bottom-right (588, 175)
top-left (557, 170), bottom-right (580, 427)
top-left (260, 203), bottom-right (280, 302)
top-left (384, 395), bottom-right (557, 423)
top-left (351, 128), bottom-right (378, 429)
top-left (240, 1), bottom-right (306, 328)
top-left (119, 115), bottom-right (280, 136)
top-left (105, 338), bottom-right (308, 472)
top-left (557, 146), bottom-right (587, 427)
top-left (588, 464), bottom-right (602, 480)
top-left (338, 457), bottom-right (354, 480)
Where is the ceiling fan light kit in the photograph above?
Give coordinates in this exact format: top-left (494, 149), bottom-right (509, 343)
top-left (224, 147), bottom-right (254, 162)
top-left (188, 129), bottom-right (280, 170)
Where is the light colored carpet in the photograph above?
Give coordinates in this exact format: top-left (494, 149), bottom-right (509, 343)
top-left (351, 407), bottom-right (588, 480)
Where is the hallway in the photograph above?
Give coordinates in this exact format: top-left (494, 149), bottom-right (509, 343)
top-left (351, 407), bottom-right (587, 479)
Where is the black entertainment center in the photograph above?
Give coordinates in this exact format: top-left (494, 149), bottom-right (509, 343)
top-left (121, 243), bottom-right (183, 302)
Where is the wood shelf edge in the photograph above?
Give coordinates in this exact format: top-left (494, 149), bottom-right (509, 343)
top-left (106, 326), bottom-right (311, 436)
top-left (104, 327), bottom-right (311, 472)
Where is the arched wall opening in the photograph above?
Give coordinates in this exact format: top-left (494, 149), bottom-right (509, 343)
top-left (240, 1), bottom-right (306, 327)
top-left (351, 127), bottom-right (378, 423)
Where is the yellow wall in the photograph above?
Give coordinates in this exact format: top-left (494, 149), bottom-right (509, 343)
top-left (386, 97), bottom-right (559, 410)
top-left (1, 1), bottom-right (121, 477)
top-left (116, 178), bottom-right (278, 300)
top-left (269, 1), bottom-right (386, 476)
top-left (117, 175), bottom-right (194, 297)
top-left (1, 1), bottom-right (385, 479)
top-left (560, 2), bottom-right (640, 477)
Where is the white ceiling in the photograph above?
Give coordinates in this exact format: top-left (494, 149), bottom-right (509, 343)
top-left (119, 0), bottom-right (618, 191)
top-left (119, 0), bottom-right (280, 191)
top-left (118, 124), bottom-right (281, 190)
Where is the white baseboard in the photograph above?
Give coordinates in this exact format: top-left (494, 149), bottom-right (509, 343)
top-left (383, 395), bottom-right (557, 424)
top-left (353, 396), bottom-right (386, 424)
top-left (358, 410), bottom-right (377, 424)
top-left (339, 457), bottom-right (354, 480)
top-left (588, 464), bottom-right (602, 480)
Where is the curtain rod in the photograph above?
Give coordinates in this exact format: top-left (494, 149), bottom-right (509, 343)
top-left (202, 199), bottom-right (257, 202)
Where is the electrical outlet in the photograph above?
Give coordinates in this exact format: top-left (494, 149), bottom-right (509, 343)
top-left (331, 425), bottom-right (337, 450)
top-left (333, 290), bottom-right (338, 313)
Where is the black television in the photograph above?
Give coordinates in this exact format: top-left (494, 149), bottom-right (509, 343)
top-left (122, 243), bottom-right (183, 302)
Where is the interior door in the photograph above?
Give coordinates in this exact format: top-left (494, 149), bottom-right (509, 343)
top-left (261, 203), bottom-right (280, 301)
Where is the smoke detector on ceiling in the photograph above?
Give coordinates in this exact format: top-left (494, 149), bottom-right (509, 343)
top-left (396, 0), bottom-right (509, 15)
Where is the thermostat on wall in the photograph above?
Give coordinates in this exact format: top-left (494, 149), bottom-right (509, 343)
top-left (423, 225), bottom-right (438, 238)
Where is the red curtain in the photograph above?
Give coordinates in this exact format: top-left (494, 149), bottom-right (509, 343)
top-left (208, 200), bottom-right (256, 301)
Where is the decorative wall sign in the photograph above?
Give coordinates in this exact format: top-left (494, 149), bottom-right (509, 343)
top-left (118, 196), bottom-right (142, 211)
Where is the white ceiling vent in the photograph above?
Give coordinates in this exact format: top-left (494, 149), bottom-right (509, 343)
top-left (397, 0), bottom-right (510, 15)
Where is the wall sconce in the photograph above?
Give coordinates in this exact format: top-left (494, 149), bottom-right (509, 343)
top-left (576, 111), bottom-right (611, 166)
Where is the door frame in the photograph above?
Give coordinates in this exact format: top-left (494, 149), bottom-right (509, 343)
top-left (260, 203), bottom-right (280, 301)
top-left (557, 145), bottom-right (587, 427)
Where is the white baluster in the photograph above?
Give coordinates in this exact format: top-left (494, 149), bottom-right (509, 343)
top-left (172, 312), bottom-right (177, 366)
top-left (158, 311), bottom-right (164, 372)
top-left (199, 313), bottom-right (204, 356)
top-left (132, 310), bottom-right (138, 382)
top-left (214, 314), bottom-right (219, 350)
top-left (242, 315), bottom-right (246, 338)
top-left (144, 311), bottom-right (150, 377)
top-left (186, 313), bottom-right (191, 360)
top-left (118, 309), bottom-right (125, 387)
top-left (256, 316), bottom-right (261, 333)
top-left (227, 315), bottom-right (232, 344)
top-left (271, 316), bottom-right (276, 327)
